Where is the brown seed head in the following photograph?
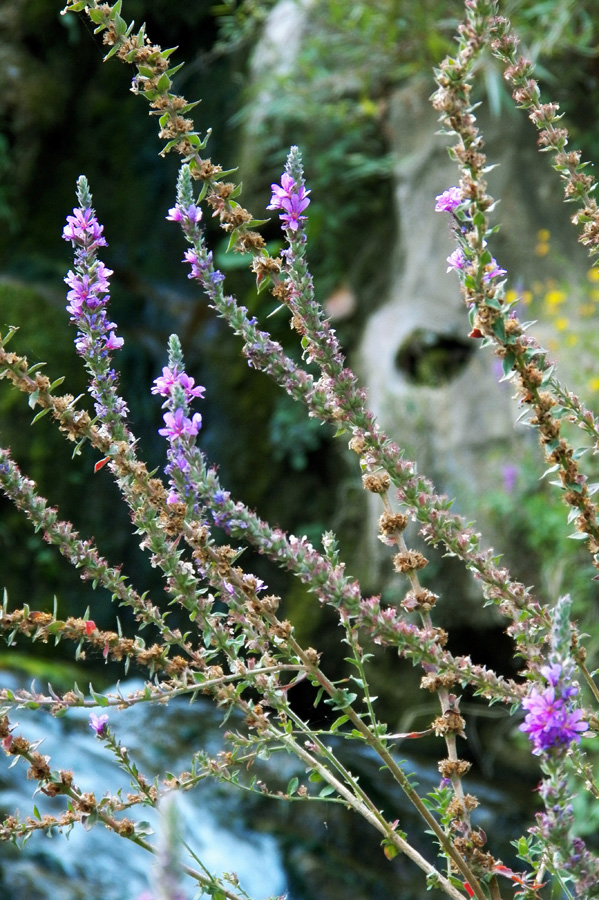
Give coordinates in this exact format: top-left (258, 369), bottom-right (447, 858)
top-left (362, 472), bottom-right (391, 494)
top-left (392, 550), bottom-right (428, 573)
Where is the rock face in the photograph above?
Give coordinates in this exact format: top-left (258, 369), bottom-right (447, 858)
top-left (357, 82), bottom-right (588, 616)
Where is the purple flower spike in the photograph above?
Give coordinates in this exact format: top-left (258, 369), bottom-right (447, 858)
top-left (63, 208), bottom-right (107, 250)
top-left (519, 664), bottom-right (587, 755)
top-left (89, 712), bottom-right (109, 736)
top-left (62, 182), bottom-right (127, 435)
top-left (267, 173), bottom-right (310, 232)
top-left (435, 187), bottom-right (463, 212)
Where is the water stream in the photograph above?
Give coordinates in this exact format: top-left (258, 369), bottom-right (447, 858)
top-left (0, 673), bottom-right (537, 900)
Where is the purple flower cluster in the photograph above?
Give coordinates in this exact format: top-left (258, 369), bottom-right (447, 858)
top-left (267, 173), bottom-right (310, 232)
top-left (166, 203), bottom-right (202, 226)
top-left (63, 207), bottom-right (107, 250)
top-left (179, 245), bottom-right (225, 291)
top-left (166, 203), bottom-right (203, 248)
top-left (152, 366), bottom-right (205, 403)
top-left (434, 186), bottom-right (463, 212)
top-left (446, 247), bottom-right (466, 273)
top-left (62, 196), bottom-right (127, 426)
top-left (519, 664), bottom-right (587, 755)
top-left (164, 197), bottom-right (228, 293)
top-left (158, 408), bottom-right (202, 440)
top-left (152, 361), bottom-right (205, 506)
top-left (437, 187), bottom-right (506, 283)
top-left (445, 244), bottom-right (506, 283)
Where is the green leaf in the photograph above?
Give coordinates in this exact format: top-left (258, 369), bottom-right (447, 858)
top-left (180, 100), bottom-right (202, 115)
top-left (501, 352), bottom-right (515, 377)
top-left (166, 62), bottom-right (185, 79)
top-left (27, 362), bottom-right (46, 374)
top-left (114, 13), bottom-right (127, 37)
top-left (156, 72), bottom-right (171, 92)
top-left (89, 685), bottom-right (109, 707)
top-left (382, 841), bottom-right (399, 860)
top-left (286, 777), bottom-right (299, 796)
top-left (319, 783), bottom-right (336, 797)
top-left (256, 276), bottom-right (273, 295)
top-left (324, 689), bottom-right (358, 710)
top-left (81, 809), bottom-right (98, 831)
top-left (88, 8), bottom-right (107, 24)
top-left (159, 138), bottom-right (183, 155)
top-left (491, 316), bottom-right (506, 341)
top-left (330, 714), bottom-right (349, 732)
top-left (31, 407), bottom-right (52, 424)
top-left (213, 166), bottom-right (238, 179)
top-left (573, 447), bottom-right (589, 460)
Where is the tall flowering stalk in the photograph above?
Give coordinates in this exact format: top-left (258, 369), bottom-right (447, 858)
top-left (62, 176), bottom-right (128, 441)
top-left (431, 0), bottom-right (599, 578)
top-left (517, 597), bottom-right (598, 896)
top-left (152, 336), bottom-right (205, 510)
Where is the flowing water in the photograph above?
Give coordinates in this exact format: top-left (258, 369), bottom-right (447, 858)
top-left (0, 673), bottom-right (537, 900)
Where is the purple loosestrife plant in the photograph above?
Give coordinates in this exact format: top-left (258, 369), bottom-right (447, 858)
top-left (153, 335), bottom-right (205, 510)
top-left (62, 177), bottom-right (127, 439)
top-left (0, 2), bottom-right (598, 900)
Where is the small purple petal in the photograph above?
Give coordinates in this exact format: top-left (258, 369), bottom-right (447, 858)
top-left (446, 248), bottom-right (466, 273)
top-left (89, 712), bottom-right (109, 735)
top-left (435, 187), bottom-right (463, 213)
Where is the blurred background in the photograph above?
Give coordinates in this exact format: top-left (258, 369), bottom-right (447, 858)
top-left (1, 1), bottom-right (599, 897)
